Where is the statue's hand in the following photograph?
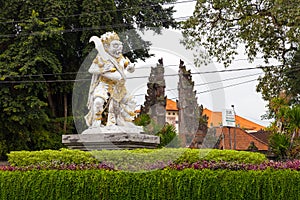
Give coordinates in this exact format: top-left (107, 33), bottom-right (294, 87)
top-left (104, 62), bottom-right (115, 72)
top-left (126, 64), bottom-right (135, 73)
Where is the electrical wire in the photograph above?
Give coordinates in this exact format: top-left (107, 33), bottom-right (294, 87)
top-left (0, 64), bottom-right (287, 83)
top-left (0, 15), bottom-right (190, 38)
top-left (196, 78), bottom-right (258, 94)
top-left (165, 72), bottom-right (263, 92)
top-left (0, 79), bottom-right (90, 84)
top-left (0, 0), bottom-right (197, 24)
top-left (134, 78), bottom-right (258, 99)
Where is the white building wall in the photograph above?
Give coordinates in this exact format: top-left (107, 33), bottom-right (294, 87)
top-left (166, 110), bottom-right (179, 133)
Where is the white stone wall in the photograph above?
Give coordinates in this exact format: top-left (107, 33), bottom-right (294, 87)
top-left (166, 110), bottom-right (179, 133)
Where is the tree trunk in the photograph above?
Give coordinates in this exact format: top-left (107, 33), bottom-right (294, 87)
top-left (47, 86), bottom-right (56, 117)
top-left (63, 94), bottom-right (68, 133)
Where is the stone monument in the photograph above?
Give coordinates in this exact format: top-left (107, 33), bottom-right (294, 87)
top-left (140, 58), bottom-right (166, 128)
top-left (62, 32), bottom-right (160, 150)
top-left (177, 60), bottom-right (208, 147)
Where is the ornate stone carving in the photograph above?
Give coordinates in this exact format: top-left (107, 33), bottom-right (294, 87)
top-left (177, 60), bottom-right (208, 147)
top-left (84, 32), bottom-right (142, 132)
top-left (140, 59), bottom-right (166, 128)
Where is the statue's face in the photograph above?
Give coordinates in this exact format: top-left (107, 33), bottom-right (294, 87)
top-left (107, 40), bottom-right (123, 58)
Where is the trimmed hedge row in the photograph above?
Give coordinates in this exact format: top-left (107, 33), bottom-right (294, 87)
top-left (1, 169), bottom-right (300, 200)
top-left (8, 148), bottom-right (267, 168)
top-left (7, 149), bottom-right (97, 166)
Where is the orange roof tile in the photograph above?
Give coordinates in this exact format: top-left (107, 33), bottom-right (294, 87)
top-left (203, 108), bottom-right (265, 131)
top-left (216, 127), bottom-right (268, 151)
top-left (143, 99), bottom-right (265, 131)
top-left (166, 99), bottom-right (178, 111)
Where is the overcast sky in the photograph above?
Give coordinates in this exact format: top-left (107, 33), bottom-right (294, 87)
top-left (127, 1), bottom-right (276, 127)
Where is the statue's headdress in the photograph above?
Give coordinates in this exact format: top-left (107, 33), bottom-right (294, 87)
top-left (100, 31), bottom-right (120, 45)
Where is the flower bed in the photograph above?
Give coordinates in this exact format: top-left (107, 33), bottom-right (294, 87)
top-left (7, 148), bottom-right (267, 171)
top-left (2, 160), bottom-right (300, 172)
top-left (2, 149), bottom-right (300, 199)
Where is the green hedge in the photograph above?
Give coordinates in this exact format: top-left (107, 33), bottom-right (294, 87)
top-left (7, 149), bottom-right (98, 166)
top-left (0, 169), bottom-right (300, 200)
top-left (8, 148), bottom-right (267, 168)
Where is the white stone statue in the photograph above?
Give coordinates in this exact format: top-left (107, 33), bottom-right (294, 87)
top-left (85, 32), bottom-right (140, 131)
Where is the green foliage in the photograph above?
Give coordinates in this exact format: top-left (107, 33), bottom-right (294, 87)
top-left (156, 124), bottom-right (178, 147)
top-left (182, 0), bottom-right (300, 67)
top-left (1, 169), bottom-right (300, 200)
top-left (257, 48), bottom-right (300, 110)
top-left (266, 101), bottom-right (300, 160)
top-left (182, 0), bottom-right (300, 120)
top-left (133, 114), bottom-right (151, 127)
top-left (134, 115), bottom-right (178, 148)
top-left (283, 105), bottom-right (300, 134)
top-left (289, 138), bottom-right (300, 159)
top-left (247, 141), bottom-right (259, 152)
top-left (174, 149), bottom-right (266, 165)
top-left (269, 132), bottom-right (290, 160)
top-left (0, 0), bottom-right (177, 156)
top-left (8, 148), bottom-right (97, 166)
top-left (8, 148), bottom-right (267, 169)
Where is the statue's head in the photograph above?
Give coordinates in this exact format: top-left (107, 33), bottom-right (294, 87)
top-left (101, 32), bottom-right (123, 59)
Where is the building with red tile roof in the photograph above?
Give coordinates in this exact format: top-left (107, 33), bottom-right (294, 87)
top-left (164, 99), bottom-right (269, 151)
top-left (215, 127), bottom-right (269, 151)
top-left (203, 108), bottom-right (265, 131)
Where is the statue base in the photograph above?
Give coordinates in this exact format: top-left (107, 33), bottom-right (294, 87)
top-left (62, 126), bottom-right (160, 150)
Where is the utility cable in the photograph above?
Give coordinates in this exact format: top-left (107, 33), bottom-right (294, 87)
top-left (0, 15), bottom-right (190, 38)
top-left (134, 77), bottom-right (259, 97)
top-left (0, 64), bottom-right (287, 83)
top-left (165, 72), bottom-right (262, 92)
top-left (0, 0), bottom-right (197, 24)
top-left (136, 78), bottom-right (258, 99)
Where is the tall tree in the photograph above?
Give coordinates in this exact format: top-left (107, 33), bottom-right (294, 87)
top-left (182, 0), bottom-right (300, 118)
top-left (0, 0), bottom-right (177, 159)
top-left (0, 10), bottom-right (65, 154)
top-left (257, 48), bottom-right (300, 119)
top-left (182, 0), bottom-right (299, 66)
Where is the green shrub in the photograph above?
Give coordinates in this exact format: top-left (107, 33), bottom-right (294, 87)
top-left (0, 169), bottom-right (300, 200)
top-left (174, 149), bottom-right (266, 164)
top-left (133, 114), bottom-right (151, 126)
top-left (8, 148), bottom-right (267, 169)
top-left (8, 148), bottom-right (97, 166)
top-left (156, 124), bottom-right (178, 147)
top-left (269, 132), bottom-right (290, 160)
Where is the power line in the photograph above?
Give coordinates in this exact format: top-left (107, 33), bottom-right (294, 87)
top-left (0, 64), bottom-right (258, 80)
top-left (165, 72), bottom-right (262, 92)
top-left (0, 79), bottom-right (89, 84)
top-left (0, 0), bottom-right (196, 25)
top-left (0, 59), bottom-right (258, 79)
top-left (0, 15), bottom-right (191, 38)
top-left (197, 78), bottom-right (258, 94)
top-left (129, 66), bottom-right (265, 80)
top-left (133, 78), bottom-right (258, 98)
top-left (0, 71), bottom-right (85, 79)
top-left (0, 64), bottom-right (283, 83)
top-left (191, 66), bottom-right (263, 75)
top-left (0, 57), bottom-right (284, 79)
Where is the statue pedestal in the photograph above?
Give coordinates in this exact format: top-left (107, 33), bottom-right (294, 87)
top-left (62, 127), bottom-right (160, 150)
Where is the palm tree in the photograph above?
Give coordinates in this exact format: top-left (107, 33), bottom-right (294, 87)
top-left (283, 105), bottom-right (300, 147)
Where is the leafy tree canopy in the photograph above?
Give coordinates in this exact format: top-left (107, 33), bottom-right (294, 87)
top-left (182, 0), bottom-right (300, 67)
top-left (257, 48), bottom-right (300, 117)
top-left (0, 0), bottom-right (177, 159)
top-left (182, 0), bottom-right (300, 119)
